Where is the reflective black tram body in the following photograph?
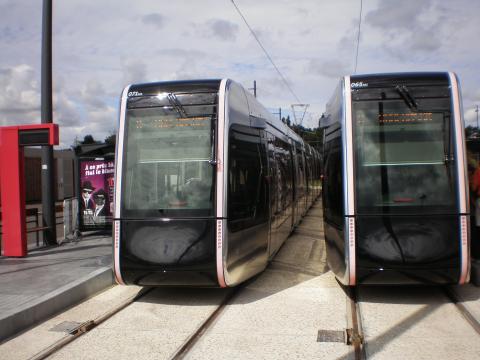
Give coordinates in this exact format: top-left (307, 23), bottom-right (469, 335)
top-left (113, 79), bottom-right (321, 287)
top-left (321, 72), bottom-right (470, 285)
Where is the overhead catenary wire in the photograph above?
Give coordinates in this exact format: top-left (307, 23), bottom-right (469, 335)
top-left (229, 0), bottom-right (301, 103)
top-left (353, 0), bottom-right (363, 74)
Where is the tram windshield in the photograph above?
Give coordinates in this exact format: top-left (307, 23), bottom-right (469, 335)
top-left (352, 82), bottom-right (457, 214)
top-left (121, 92), bottom-right (217, 217)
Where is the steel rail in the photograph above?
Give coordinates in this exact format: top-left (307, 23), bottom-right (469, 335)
top-left (28, 287), bottom-right (154, 360)
top-left (444, 286), bottom-right (480, 336)
top-left (169, 287), bottom-right (239, 360)
top-left (346, 286), bottom-right (366, 360)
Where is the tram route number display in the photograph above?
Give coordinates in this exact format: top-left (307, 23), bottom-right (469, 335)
top-left (79, 159), bottom-right (114, 229)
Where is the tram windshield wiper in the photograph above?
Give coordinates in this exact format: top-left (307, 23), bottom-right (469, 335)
top-left (395, 85), bottom-right (418, 111)
top-left (167, 93), bottom-right (188, 117)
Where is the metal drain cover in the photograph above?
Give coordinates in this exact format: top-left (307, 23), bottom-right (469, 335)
top-left (317, 330), bottom-right (346, 343)
top-left (50, 321), bottom-right (82, 333)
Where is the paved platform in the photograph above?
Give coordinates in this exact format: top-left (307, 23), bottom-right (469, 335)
top-left (0, 234), bottom-right (113, 342)
top-left (1, 201), bottom-right (480, 359)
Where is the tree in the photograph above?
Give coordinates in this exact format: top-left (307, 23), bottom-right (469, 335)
top-left (290, 122), bottom-right (324, 152)
top-left (466, 126), bottom-right (479, 139)
top-left (81, 134), bottom-right (96, 144)
top-left (104, 133), bottom-right (116, 146)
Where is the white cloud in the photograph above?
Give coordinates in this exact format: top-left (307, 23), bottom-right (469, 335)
top-left (0, 64), bottom-right (40, 125)
top-left (54, 92), bottom-right (80, 128)
top-left (307, 59), bottom-right (350, 79)
top-left (141, 13), bottom-right (166, 28)
top-left (0, 0), bottom-right (479, 142)
top-left (206, 19), bottom-right (239, 41)
top-left (464, 107), bottom-right (479, 128)
top-left (365, 0), bottom-right (432, 30)
top-left (364, 0), bottom-right (446, 60)
top-left (122, 60), bottom-right (148, 86)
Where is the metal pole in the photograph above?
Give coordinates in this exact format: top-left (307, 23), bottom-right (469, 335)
top-left (249, 80), bottom-right (257, 98)
top-left (279, 107), bottom-right (281, 121)
top-left (476, 105), bottom-right (479, 129)
top-left (41, 0), bottom-right (57, 245)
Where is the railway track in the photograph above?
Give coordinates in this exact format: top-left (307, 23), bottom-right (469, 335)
top-left (28, 287), bottom-right (156, 360)
top-left (345, 287), bottom-right (366, 360)
top-left (168, 287), bottom-right (239, 360)
top-left (443, 286), bottom-right (480, 336)
top-left (20, 282), bottom-right (480, 360)
top-left (354, 285), bottom-right (480, 360)
top-left (27, 286), bottom-right (240, 360)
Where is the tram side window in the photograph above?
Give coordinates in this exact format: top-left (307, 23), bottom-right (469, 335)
top-left (274, 139), bottom-right (294, 211)
top-left (228, 126), bottom-right (268, 232)
top-left (305, 152), bottom-right (312, 191)
top-left (323, 135), bottom-right (343, 227)
top-left (296, 148), bottom-right (306, 195)
top-left (267, 134), bottom-right (279, 215)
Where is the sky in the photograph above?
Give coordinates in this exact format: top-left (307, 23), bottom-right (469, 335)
top-left (0, 0), bottom-right (479, 148)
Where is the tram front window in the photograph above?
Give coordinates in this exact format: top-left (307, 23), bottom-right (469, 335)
top-left (121, 93), bottom-right (216, 217)
top-left (352, 83), bottom-right (457, 214)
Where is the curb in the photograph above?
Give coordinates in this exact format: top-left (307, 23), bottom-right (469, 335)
top-left (0, 267), bottom-right (113, 342)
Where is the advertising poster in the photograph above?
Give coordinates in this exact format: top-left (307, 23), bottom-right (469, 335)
top-left (79, 158), bottom-right (114, 230)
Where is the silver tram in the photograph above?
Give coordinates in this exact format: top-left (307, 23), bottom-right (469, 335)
top-left (113, 79), bottom-right (321, 287)
top-left (321, 72), bottom-right (470, 285)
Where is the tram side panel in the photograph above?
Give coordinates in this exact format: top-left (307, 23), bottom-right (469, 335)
top-left (316, 150), bottom-right (322, 198)
top-left (295, 143), bottom-right (307, 225)
top-left (296, 144), bottom-right (308, 219)
top-left (307, 153), bottom-right (313, 208)
top-left (322, 79), bottom-right (350, 284)
top-left (322, 124), bottom-right (347, 282)
top-left (267, 130), bottom-right (295, 258)
top-left (223, 82), bottom-right (269, 286)
top-left (306, 146), bottom-right (317, 210)
top-left (236, 86), bottom-right (297, 263)
top-left (266, 131), bottom-right (279, 258)
top-left (305, 145), bottom-right (315, 209)
top-left (221, 80), bottom-right (316, 286)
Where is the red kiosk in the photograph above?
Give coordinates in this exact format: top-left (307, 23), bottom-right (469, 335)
top-left (0, 124), bottom-right (59, 257)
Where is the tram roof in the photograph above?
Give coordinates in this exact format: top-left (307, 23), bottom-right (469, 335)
top-left (126, 78), bottom-right (307, 148)
top-left (128, 79), bottom-right (222, 95)
top-left (350, 71), bottom-right (450, 85)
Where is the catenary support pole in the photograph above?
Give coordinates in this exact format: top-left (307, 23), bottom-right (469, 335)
top-left (41, 0), bottom-right (57, 245)
top-left (476, 105), bottom-right (479, 129)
